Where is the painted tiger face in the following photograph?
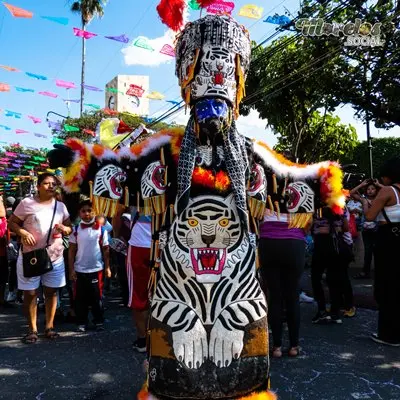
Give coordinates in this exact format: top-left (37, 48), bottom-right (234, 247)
top-left (141, 161), bottom-right (166, 199)
top-left (286, 181), bottom-right (315, 213)
top-left (247, 163), bottom-right (267, 201)
top-left (93, 164), bottom-right (126, 200)
top-left (192, 45), bottom-right (236, 102)
top-left (170, 194), bottom-right (244, 284)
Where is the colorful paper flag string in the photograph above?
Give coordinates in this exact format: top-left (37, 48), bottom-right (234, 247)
top-left (84, 103), bottom-right (101, 109)
top-left (207, 0), bottom-right (235, 15)
top-left (83, 129), bottom-right (95, 137)
top-left (83, 84), bottom-right (103, 92)
top-left (15, 87), bottom-right (34, 92)
top-left (5, 110), bottom-right (21, 118)
top-left (188, 0), bottom-right (201, 10)
top-left (55, 79), bottom-right (76, 89)
top-left (104, 34), bottom-right (129, 43)
top-left (0, 65), bottom-right (20, 72)
top-left (238, 4), bottom-right (264, 19)
top-left (0, 83), bottom-right (10, 92)
top-left (48, 121), bottom-right (62, 131)
top-left (133, 36), bottom-right (154, 51)
top-left (28, 115), bottom-right (42, 124)
top-left (26, 72), bottom-right (48, 80)
top-left (160, 44), bottom-right (175, 57)
top-left (73, 27), bottom-right (97, 39)
top-left (264, 14), bottom-right (291, 25)
top-left (16, 129), bottom-right (29, 134)
top-left (38, 91), bottom-right (58, 98)
top-left (147, 91), bottom-right (165, 100)
top-left (166, 100), bottom-right (181, 106)
top-left (63, 124), bottom-right (80, 132)
top-left (3, 2), bottom-right (33, 18)
top-left (41, 16), bottom-right (69, 25)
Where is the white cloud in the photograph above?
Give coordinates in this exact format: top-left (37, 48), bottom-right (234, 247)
top-left (237, 109), bottom-right (277, 147)
top-left (122, 30), bottom-right (176, 67)
top-left (160, 107), bottom-right (277, 147)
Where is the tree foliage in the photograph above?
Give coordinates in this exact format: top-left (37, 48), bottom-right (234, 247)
top-left (275, 111), bottom-right (358, 163)
top-left (342, 136), bottom-right (400, 177)
top-left (242, 0), bottom-right (399, 161)
top-left (53, 110), bottom-right (180, 144)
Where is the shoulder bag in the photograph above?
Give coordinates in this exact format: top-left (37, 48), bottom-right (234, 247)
top-left (22, 200), bottom-right (58, 278)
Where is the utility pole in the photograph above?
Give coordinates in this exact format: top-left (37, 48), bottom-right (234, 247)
top-left (366, 115), bottom-right (373, 178)
top-left (363, 56), bottom-right (373, 178)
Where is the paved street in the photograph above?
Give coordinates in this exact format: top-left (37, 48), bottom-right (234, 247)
top-left (0, 283), bottom-right (399, 400)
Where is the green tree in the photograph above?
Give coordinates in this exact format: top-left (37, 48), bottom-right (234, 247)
top-left (53, 110), bottom-right (179, 145)
top-left (274, 110), bottom-right (358, 163)
top-left (243, 0), bottom-right (399, 159)
top-left (342, 137), bottom-right (400, 177)
top-left (70, 0), bottom-right (107, 116)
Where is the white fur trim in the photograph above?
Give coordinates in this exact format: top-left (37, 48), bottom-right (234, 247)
top-left (118, 133), bottom-right (172, 161)
top-left (253, 141), bottom-right (338, 179)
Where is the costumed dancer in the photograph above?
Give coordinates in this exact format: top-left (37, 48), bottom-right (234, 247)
top-left (48, 7), bottom-right (346, 400)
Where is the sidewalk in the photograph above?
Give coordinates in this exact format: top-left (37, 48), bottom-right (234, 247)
top-left (0, 294), bottom-right (399, 400)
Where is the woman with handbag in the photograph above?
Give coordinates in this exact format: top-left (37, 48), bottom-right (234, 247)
top-left (362, 157), bottom-right (400, 346)
top-left (8, 173), bottom-right (72, 344)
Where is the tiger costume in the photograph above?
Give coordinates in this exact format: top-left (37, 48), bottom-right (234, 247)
top-left (48, 12), bottom-right (345, 400)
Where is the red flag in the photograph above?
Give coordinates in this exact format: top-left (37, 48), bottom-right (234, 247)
top-left (117, 120), bottom-right (131, 134)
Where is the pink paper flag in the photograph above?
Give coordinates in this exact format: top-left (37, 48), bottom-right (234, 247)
top-left (207, 0), bottom-right (235, 14)
top-left (73, 28), bottom-right (97, 39)
top-left (5, 152), bottom-right (17, 157)
top-left (16, 129), bottom-right (29, 134)
top-left (28, 115), bottom-right (42, 124)
top-left (160, 44), bottom-right (175, 57)
top-left (38, 91), bottom-right (58, 98)
top-left (0, 83), bottom-right (10, 92)
top-left (55, 79), bottom-right (76, 89)
top-left (3, 2), bottom-right (33, 18)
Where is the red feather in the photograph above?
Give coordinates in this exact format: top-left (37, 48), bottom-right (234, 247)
top-left (197, 0), bottom-right (216, 7)
top-left (156, 0), bottom-right (186, 31)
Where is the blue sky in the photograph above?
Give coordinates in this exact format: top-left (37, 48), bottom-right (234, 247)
top-left (0, 0), bottom-right (398, 150)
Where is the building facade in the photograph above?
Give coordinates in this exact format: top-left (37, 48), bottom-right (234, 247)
top-left (105, 75), bottom-right (149, 116)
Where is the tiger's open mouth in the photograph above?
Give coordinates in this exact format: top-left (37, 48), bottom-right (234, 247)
top-left (190, 248), bottom-right (226, 275)
top-left (286, 187), bottom-right (300, 211)
top-left (110, 172), bottom-right (126, 198)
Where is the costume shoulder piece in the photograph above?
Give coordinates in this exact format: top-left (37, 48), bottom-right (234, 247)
top-left (252, 139), bottom-right (345, 227)
top-left (47, 127), bottom-right (185, 217)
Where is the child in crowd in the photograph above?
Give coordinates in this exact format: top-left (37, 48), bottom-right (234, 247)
top-left (68, 200), bottom-right (111, 332)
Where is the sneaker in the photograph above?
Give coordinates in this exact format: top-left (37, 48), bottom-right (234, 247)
top-left (77, 325), bottom-right (86, 332)
top-left (6, 291), bottom-right (16, 302)
top-left (330, 315), bottom-right (343, 324)
top-left (95, 324), bottom-right (105, 332)
top-left (371, 333), bottom-right (400, 347)
top-left (312, 311), bottom-right (331, 324)
top-left (343, 307), bottom-right (356, 318)
top-left (133, 337), bottom-right (146, 353)
top-left (300, 292), bottom-right (314, 303)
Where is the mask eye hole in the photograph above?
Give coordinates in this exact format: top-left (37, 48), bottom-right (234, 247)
top-left (188, 219), bottom-right (198, 227)
top-left (219, 218), bottom-right (229, 227)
